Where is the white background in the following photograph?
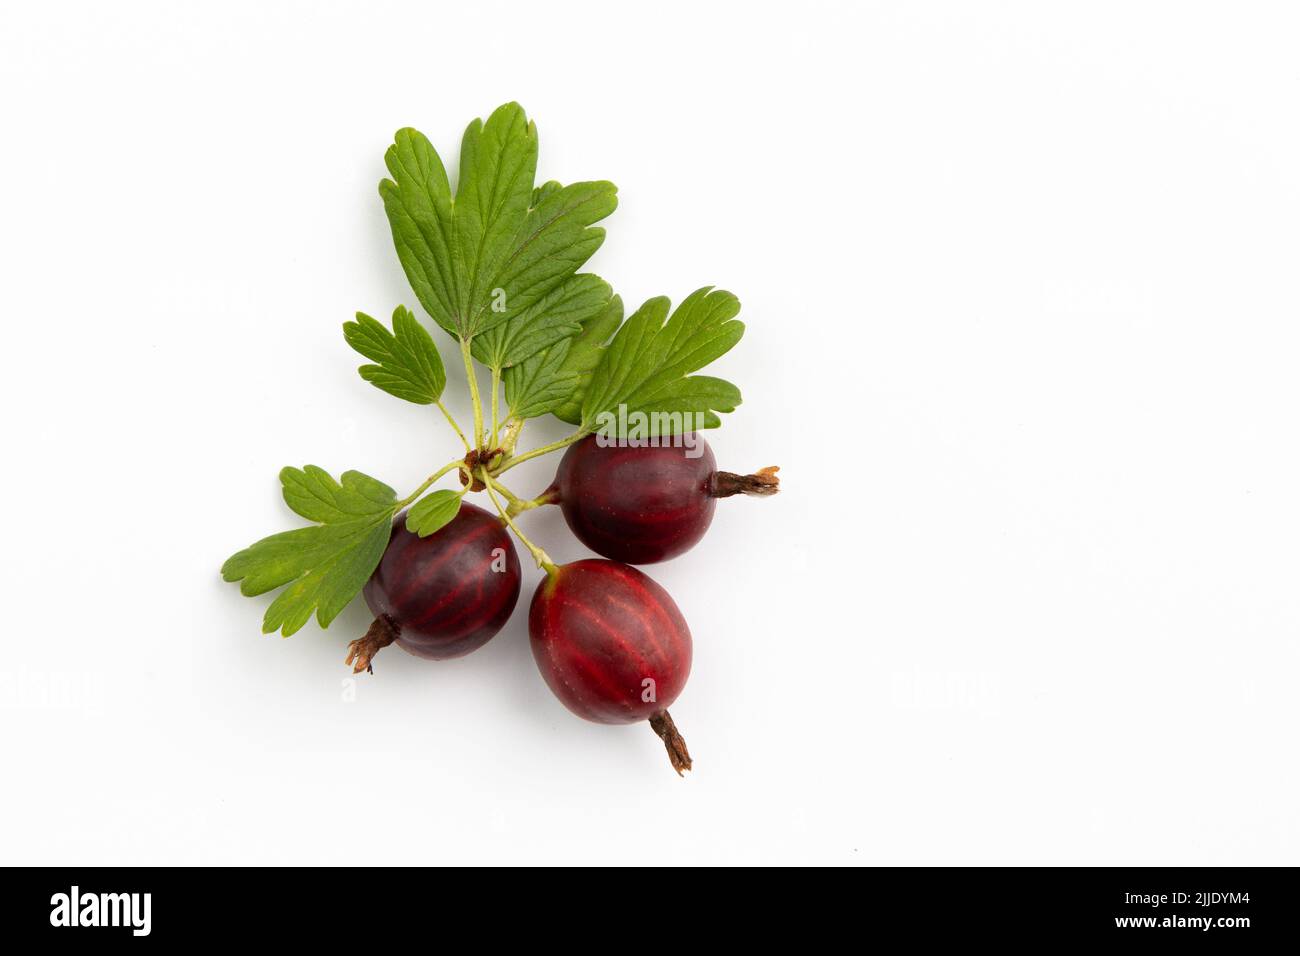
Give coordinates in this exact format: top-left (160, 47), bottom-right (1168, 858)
top-left (2, 1), bottom-right (1297, 866)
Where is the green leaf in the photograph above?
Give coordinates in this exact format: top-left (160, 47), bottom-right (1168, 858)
top-left (406, 489), bottom-right (463, 537)
top-left (472, 180), bottom-right (617, 356)
top-left (379, 104), bottom-right (617, 346)
top-left (379, 127), bottom-right (457, 337)
top-left (580, 287), bottom-right (744, 436)
top-left (471, 272), bottom-right (611, 370)
top-left (222, 467), bottom-right (397, 636)
top-left (343, 306), bottom-right (447, 404)
top-left (504, 295), bottom-right (623, 422)
top-left (452, 103), bottom-right (538, 336)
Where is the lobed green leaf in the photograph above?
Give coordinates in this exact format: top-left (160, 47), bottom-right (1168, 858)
top-left (503, 296), bottom-right (623, 422)
top-left (379, 128), bottom-right (458, 337)
top-left (378, 104), bottom-right (617, 350)
top-left (452, 104), bottom-right (538, 337)
top-left (343, 306), bottom-right (447, 405)
top-left (580, 288), bottom-right (744, 435)
top-left (472, 272), bottom-right (612, 371)
top-left (221, 467), bottom-right (398, 636)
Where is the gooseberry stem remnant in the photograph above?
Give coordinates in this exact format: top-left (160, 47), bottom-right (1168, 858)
top-left (649, 711), bottom-right (693, 776)
top-left (709, 466), bottom-right (781, 498)
top-left (345, 615), bottom-right (399, 674)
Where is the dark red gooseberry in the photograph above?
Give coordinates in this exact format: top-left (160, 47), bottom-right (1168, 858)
top-left (529, 558), bottom-right (694, 773)
top-left (549, 434), bottom-right (779, 565)
top-left (346, 501), bottom-right (521, 672)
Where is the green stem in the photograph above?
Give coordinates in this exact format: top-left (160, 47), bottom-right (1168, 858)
top-left (490, 480), bottom-right (524, 507)
top-left (483, 475), bottom-right (557, 576)
top-left (506, 486), bottom-right (560, 518)
top-left (397, 460), bottom-right (466, 509)
top-left (437, 400), bottom-right (471, 452)
top-left (489, 478), bottom-right (556, 517)
top-left (501, 417), bottom-right (524, 454)
top-left (492, 429), bottom-right (589, 477)
top-left (460, 337), bottom-right (484, 449)
top-left (489, 366), bottom-right (501, 449)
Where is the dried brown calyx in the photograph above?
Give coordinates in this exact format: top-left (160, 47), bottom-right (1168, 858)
top-left (458, 447), bottom-right (503, 492)
top-left (344, 615), bottom-right (399, 674)
top-left (649, 710), bottom-right (693, 775)
top-left (709, 465), bottom-right (781, 498)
